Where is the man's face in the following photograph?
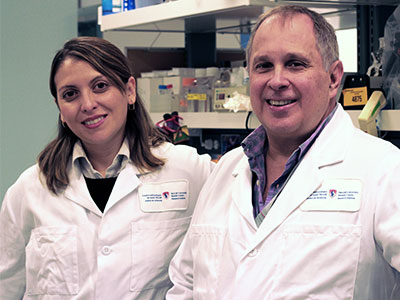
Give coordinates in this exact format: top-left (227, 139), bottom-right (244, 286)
top-left (248, 14), bottom-right (339, 143)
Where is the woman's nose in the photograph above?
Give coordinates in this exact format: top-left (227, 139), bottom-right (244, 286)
top-left (80, 92), bottom-right (97, 113)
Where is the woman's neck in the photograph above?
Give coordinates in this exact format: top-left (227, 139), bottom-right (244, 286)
top-left (84, 141), bottom-right (123, 177)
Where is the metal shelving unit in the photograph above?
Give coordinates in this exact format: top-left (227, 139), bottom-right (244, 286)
top-left (149, 110), bottom-right (400, 130)
top-left (99, 0), bottom-right (400, 131)
top-left (99, 0), bottom-right (399, 31)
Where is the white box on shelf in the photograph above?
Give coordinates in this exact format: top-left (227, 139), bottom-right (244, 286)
top-left (167, 68), bottom-right (195, 77)
top-left (137, 77), bottom-right (163, 110)
top-left (163, 76), bottom-right (182, 95)
top-left (150, 94), bottom-right (173, 112)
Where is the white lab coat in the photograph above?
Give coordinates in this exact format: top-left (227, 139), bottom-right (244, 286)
top-left (0, 142), bottom-right (214, 300)
top-left (167, 105), bottom-right (400, 300)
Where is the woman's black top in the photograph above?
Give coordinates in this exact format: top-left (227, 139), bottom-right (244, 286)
top-left (84, 177), bottom-right (118, 212)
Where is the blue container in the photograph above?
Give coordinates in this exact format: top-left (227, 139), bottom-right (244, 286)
top-left (102, 0), bottom-right (113, 15)
top-left (102, 0), bottom-right (122, 15)
top-left (123, 0), bottom-right (135, 11)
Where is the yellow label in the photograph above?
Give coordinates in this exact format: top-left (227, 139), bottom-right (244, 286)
top-left (342, 87), bottom-right (368, 107)
top-left (187, 93), bottom-right (207, 101)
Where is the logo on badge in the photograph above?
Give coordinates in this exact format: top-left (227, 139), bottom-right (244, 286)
top-left (162, 192), bottom-right (170, 200)
top-left (329, 189), bottom-right (337, 198)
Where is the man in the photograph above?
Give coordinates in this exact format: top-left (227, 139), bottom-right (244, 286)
top-left (166, 5), bottom-right (400, 300)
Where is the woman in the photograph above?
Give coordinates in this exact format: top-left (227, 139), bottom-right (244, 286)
top-left (0, 36), bottom-right (214, 300)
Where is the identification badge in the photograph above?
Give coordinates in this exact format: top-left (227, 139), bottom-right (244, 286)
top-left (301, 179), bottom-right (362, 212)
top-left (139, 180), bottom-right (189, 212)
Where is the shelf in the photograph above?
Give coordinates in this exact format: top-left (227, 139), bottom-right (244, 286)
top-left (100, 0), bottom-right (399, 32)
top-left (101, 0), bottom-right (265, 32)
top-left (150, 111), bottom-right (260, 129)
top-left (104, 0), bottom-right (400, 132)
top-left (150, 110), bottom-right (400, 131)
top-left (346, 109), bottom-right (400, 131)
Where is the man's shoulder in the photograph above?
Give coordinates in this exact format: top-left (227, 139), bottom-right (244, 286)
top-left (219, 146), bottom-right (246, 164)
top-left (352, 128), bottom-right (400, 157)
top-left (210, 146), bottom-right (247, 177)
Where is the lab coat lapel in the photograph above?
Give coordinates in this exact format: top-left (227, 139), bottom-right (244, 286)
top-left (104, 163), bottom-right (141, 212)
top-left (231, 156), bottom-right (258, 229)
top-left (250, 105), bottom-right (353, 247)
top-left (254, 157), bottom-right (323, 243)
top-left (63, 161), bottom-right (142, 216)
top-left (64, 164), bottom-right (102, 216)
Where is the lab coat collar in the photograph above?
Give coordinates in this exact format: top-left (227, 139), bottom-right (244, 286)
top-left (63, 162), bottom-right (103, 216)
top-left (102, 143), bottom-right (172, 212)
top-left (63, 160), bottom-right (142, 216)
top-left (62, 143), bottom-right (170, 216)
top-left (103, 162), bottom-right (141, 213)
top-left (309, 104), bottom-right (353, 168)
top-left (236, 105), bottom-right (356, 252)
top-left (231, 155), bottom-right (258, 230)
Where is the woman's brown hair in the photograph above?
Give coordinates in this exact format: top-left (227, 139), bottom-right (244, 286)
top-left (39, 36), bottom-right (167, 194)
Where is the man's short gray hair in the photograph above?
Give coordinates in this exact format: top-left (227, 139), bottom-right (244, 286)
top-left (245, 5), bottom-right (339, 71)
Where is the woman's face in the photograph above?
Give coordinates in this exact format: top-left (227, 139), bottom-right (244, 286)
top-left (54, 57), bottom-right (136, 152)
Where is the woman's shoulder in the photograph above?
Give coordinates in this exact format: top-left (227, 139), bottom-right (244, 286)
top-left (7, 164), bottom-right (42, 192)
top-left (152, 142), bottom-right (213, 168)
top-left (15, 164), bottom-right (41, 182)
top-left (153, 142), bottom-right (206, 158)
top-left (2, 164), bottom-right (45, 205)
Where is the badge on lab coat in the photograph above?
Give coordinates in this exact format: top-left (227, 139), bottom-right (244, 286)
top-left (301, 179), bottom-right (362, 212)
top-left (139, 180), bottom-right (189, 212)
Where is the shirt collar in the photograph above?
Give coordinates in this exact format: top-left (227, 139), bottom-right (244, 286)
top-left (297, 103), bottom-right (338, 159)
top-left (72, 139), bottom-right (130, 179)
top-left (242, 125), bottom-right (267, 159)
top-left (242, 103), bottom-right (338, 160)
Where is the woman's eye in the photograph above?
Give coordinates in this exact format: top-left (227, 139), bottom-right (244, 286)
top-left (94, 81), bottom-right (109, 92)
top-left (62, 90), bottom-right (77, 101)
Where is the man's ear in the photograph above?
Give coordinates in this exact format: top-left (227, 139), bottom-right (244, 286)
top-left (328, 60), bottom-right (344, 101)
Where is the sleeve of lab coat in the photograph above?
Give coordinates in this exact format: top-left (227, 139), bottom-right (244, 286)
top-left (0, 189), bottom-right (27, 299)
top-left (166, 226), bottom-right (194, 300)
top-left (373, 153), bottom-right (400, 272)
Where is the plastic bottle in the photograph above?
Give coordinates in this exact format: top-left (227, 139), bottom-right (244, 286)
top-left (102, 0), bottom-right (113, 15)
top-left (123, 0), bottom-right (135, 11)
top-left (102, 0), bottom-right (122, 15)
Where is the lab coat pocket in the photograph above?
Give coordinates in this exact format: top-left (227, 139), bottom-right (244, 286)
top-left (130, 216), bottom-right (191, 291)
top-left (272, 223), bottom-right (361, 300)
top-left (26, 226), bottom-right (79, 295)
top-left (190, 225), bottom-right (226, 300)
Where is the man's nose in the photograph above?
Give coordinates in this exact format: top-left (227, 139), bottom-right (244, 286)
top-left (267, 67), bottom-right (289, 91)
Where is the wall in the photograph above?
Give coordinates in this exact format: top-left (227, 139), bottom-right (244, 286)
top-left (0, 0), bottom-right (77, 201)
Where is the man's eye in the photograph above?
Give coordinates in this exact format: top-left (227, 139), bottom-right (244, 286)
top-left (254, 62), bottom-right (272, 71)
top-left (287, 61), bottom-right (307, 68)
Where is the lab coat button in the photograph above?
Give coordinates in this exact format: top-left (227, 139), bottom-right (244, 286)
top-left (102, 246), bottom-right (111, 255)
top-left (248, 249), bottom-right (258, 257)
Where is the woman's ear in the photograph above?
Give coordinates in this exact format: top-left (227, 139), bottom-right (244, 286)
top-left (328, 60), bottom-right (344, 101)
top-left (127, 76), bottom-right (137, 105)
